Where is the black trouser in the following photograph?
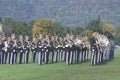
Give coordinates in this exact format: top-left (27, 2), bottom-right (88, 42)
top-left (0, 51), bottom-right (4, 64)
top-left (4, 51), bottom-right (8, 64)
top-left (44, 47), bottom-right (49, 64)
top-left (49, 47), bottom-right (54, 63)
top-left (10, 51), bottom-right (16, 65)
top-left (24, 48), bottom-right (30, 63)
top-left (54, 48), bottom-right (58, 63)
top-left (58, 47), bottom-right (63, 62)
top-left (91, 48), bottom-right (98, 66)
top-left (31, 50), bottom-right (37, 63)
top-left (65, 47), bottom-right (70, 65)
top-left (38, 48), bottom-right (42, 65)
top-left (7, 48), bottom-right (10, 64)
top-left (18, 48), bottom-right (23, 64)
top-left (81, 48), bottom-right (85, 61)
top-left (69, 46), bottom-right (74, 64)
top-left (75, 47), bottom-right (80, 63)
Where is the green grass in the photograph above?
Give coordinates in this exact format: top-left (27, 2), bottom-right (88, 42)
top-left (0, 49), bottom-right (120, 80)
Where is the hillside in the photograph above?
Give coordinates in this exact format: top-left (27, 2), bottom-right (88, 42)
top-left (0, 0), bottom-right (120, 26)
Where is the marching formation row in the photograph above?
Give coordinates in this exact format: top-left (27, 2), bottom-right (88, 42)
top-left (0, 32), bottom-right (115, 66)
top-left (0, 34), bottom-right (89, 65)
top-left (90, 32), bottom-right (115, 66)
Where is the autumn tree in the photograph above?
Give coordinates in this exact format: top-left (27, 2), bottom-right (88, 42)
top-left (100, 21), bottom-right (115, 37)
top-left (81, 29), bottom-right (93, 37)
top-left (32, 18), bottom-right (52, 37)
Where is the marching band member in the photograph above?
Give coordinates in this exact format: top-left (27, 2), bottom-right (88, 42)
top-left (84, 37), bottom-right (89, 61)
top-left (49, 36), bottom-right (54, 63)
top-left (90, 32), bottom-right (98, 66)
top-left (37, 34), bottom-right (43, 65)
top-left (74, 36), bottom-right (82, 63)
top-left (64, 34), bottom-right (71, 65)
top-left (69, 34), bottom-right (75, 64)
top-left (109, 38), bottom-right (115, 59)
top-left (94, 34), bottom-right (100, 64)
top-left (17, 35), bottom-right (24, 64)
top-left (9, 34), bottom-right (17, 64)
top-left (24, 36), bottom-right (30, 63)
top-left (98, 35), bottom-right (103, 63)
top-left (0, 36), bottom-right (4, 64)
top-left (58, 37), bottom-right (64, 62)
top-left (42, 35), bottom-right (50, 64)
top-left (81, 37), bottom-right (89, 62)
top-left (7, 37), bottom-right (11, 64)
top-left (105, 36), bottom-right (110, 61)
top-left (53, 36), bottom-right (59, 63)
top-left (81, 38), bottom-right (86, 62)
top-left (31, 37), bottom-right (37, 63)
top-left (3, 37), bottom-right (8, 64)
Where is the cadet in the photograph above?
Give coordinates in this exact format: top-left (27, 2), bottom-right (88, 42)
top-left (58, 37), bottom-right (64, 62)
top-left (49, 36), bottom-right (54, 63)
top-left (24, 36), bottom-right (30, 63)
top-left (74, 36), bottom-right (82, 63)
top-left (7, 37), bottom-right (11, 64)
top-left (82, 37), bottom-right (89, 62)
top-left (42, 35), bottom-right (50, 64)
top-left (64, 34), bottom-right (71, 65)
top-left (37, 34), bottom-right (43, 65)
top-left (3, 37), bottom-right (8, 64)
top-left (0, 36), bottom-right (4, 64)
top-left (53, 36), bottom-right (59, 63)
top-left (17, 35), bottom-right (24, 64)
top-left (69, 34), bottom-right (75, 64)
top-left (90, 32), bottom-right (98, 66)
top-left (85, 37), bottom-right (90, 61)
top-left (31, 37), bottom-right (37, 63)
top-left (9, 34), bottom-right (17, 64)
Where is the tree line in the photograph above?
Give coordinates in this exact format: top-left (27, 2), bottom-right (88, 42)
top-left (0, 16), bottom-right (120, 43)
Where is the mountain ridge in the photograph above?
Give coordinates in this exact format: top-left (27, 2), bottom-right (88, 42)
top-left (0, 0), bottom-right (120, 26)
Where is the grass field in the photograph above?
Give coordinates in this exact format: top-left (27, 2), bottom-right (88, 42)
top-left (0, 49), bottom-right (120, 80)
